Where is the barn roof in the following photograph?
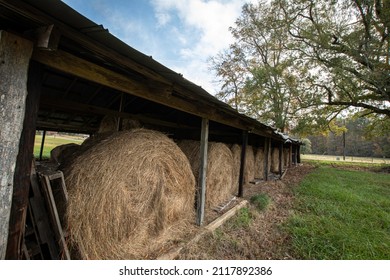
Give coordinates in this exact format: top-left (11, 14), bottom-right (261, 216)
top-left (0, 0), bottom-right (300, 144)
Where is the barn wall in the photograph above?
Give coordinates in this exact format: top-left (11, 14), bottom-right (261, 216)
top-left (0, 31), bottom-right (33, 259)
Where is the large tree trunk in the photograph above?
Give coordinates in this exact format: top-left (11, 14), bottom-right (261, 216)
top-left (0, 31), bottom-right (33, 260)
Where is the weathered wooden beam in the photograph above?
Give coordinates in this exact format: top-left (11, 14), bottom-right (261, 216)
top-left (289, 144), bottom-right (293, 167)
top-left (39, 130), bottom-right (46, 161)
top-left (27, 24), bottom-right (61, 51)
top-left (0, 31), bottom-right (33, 260)
top-left (297, 145), bottom-right (301, 164)
top-left (39, 96), bottom-right (195, 131)
top-left (293, 145), bottom-right (298, 165)
top-left (6, 61), bottom-right (42, 259)
top-left (279, 143), bottom-right (283, 177)
top-left (196, 118), bottom-right (209, 226)
top-left (238, 131), bottom-right (248, 197)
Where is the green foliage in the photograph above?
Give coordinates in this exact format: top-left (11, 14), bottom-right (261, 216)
top-left (308, 117), bottom-right (390, 157)
top-left (211, 0), bottom-right (390, 136)
top-left (300, 138), bottom-right (312, 154)
top-left (250, 194), bottom-right (271, 211)
top-left (232, 207), bottom-right (253, 228)
top-left (286, 166), bottom-right (390, 259)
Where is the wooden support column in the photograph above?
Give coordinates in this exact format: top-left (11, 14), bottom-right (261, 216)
top-left (279, 143), bottom-right (283, 177)
top-left (297, 145), bottom-right (301, 164)
top-left (264, 138), bottom-right (271, 181)
top-left (294, 145), bottom-right (298, 165)
top-left (289, 144), bottom-right (293, 167)
top-left (238, 131), bottom-right (248, 198)
top-left (196, 118), bottom-right (209, 226)
top-left (6, 61), bottom-right (42, 259)
top-left (39, 130), bottom-right (46, 161)
top-left (116, 93), bottom-right (124, 131)
top-left (0, 31), bottom-right (33, 260)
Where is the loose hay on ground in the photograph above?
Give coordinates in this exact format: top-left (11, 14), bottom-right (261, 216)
top-left (177, 140), bottom-right (234, 209)
top-left (65, 129), bottom-right (196, 259)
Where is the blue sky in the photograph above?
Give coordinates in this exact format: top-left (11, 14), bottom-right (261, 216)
top-left (61, 0), bottom-right (253, 94)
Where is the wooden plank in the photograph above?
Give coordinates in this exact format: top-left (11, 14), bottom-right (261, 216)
top-left (32, 50), bottom-right (271, 136)
top-left (39, 130), bottom-right (46, 161)
top-left (238, 131), bottom-right (248, 197)
top-left (29, 161), bottom-right (59, 259)
top-left (196, 118), bottom-right (209, 226)
top-left (4, 47), bottom-right (41, 260)
top-left (297, 145), bottom-right (301, 163)
top-left (157, 200), bottom-right (248, 260)
top-left (40, 174), bottom-right (70, 259)
top-left (0, 31), bottom-right (33, 260)
top-left (289, 144), bottom-right (293, 167)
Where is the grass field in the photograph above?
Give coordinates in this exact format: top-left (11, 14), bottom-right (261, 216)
top-left (34, 133), bottom-right (85, 159)
top-left (302, 154), bottom-right (389, 164)
top-left (286, 164), bottom-right (390, 259)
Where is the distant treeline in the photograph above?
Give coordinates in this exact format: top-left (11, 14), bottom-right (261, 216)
top-left (308, 118), bottom-right (390, 158)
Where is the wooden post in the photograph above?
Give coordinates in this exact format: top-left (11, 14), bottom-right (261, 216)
top-left (279, 143), bottom-right (283, 177)
top-left (238, 131), bottom-right (248, 198)
top-left (6, 61), bottom-right (42, 259)
top-left (289, 144), bottom-right (293, 167)
top-left (297, 145), bottom-right (301, 163)
top-left (196, 118), bottom-right (209, 226)
top-left (116, 93), bottom-right (124, 131)
top-left (293, 145), bottom-right (298, 165)
top-left (39, 130), bottom-right (46, 161)
top-left (264, 138), bottom-right (270, 181)
top-left (0, 31), bottom-right (33, 260)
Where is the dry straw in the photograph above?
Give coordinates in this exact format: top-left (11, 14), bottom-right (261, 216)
top-left (254, 147), bottom-right (264, 179)
top-left (271, 147), bottom-right (280, 173)
top-left (65, 129), bottom-right (195, 259)
top-left (230, 144), bottom-right (255, 186)
top-left (177, 140), bottom-right (235, 209)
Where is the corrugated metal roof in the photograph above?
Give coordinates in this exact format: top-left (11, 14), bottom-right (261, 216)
top-left (2, 0), bottom-right (301, 144)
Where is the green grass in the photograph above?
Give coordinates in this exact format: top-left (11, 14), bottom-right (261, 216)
top-left (34, 134), bottom-right (84, 159)
top-left (286, 166), bottom-right (390, 259)
top-left (250, 194), bottom-right (271, 211)
top-left (231, 207), bottom-right (253, 229)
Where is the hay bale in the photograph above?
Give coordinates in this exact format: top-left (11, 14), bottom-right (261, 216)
top-left (50, 143), bottom-right (80, 165)
top-left (245, 146), bottom-right (255, 183)
top-left (284, 148), bottom-right (289, 167)
top-left (254, 147), bottom-right (264, 179)
top-left (271, 147), bottom-right (280, 173)
top-left (231, 144), bottom-right (241, 190)
top-left (65, 129), bottom-right (195, 259)
top-left (98, 115), bottom-right (141, 133)
top-left (178, 140), bottom-right (234, 208)
top-left (230, 144), bottom-right (255, 185)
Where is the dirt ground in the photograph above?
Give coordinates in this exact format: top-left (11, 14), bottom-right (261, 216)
top-left (176, 164), bottom-right (315, 260)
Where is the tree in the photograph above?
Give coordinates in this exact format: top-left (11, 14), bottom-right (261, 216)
top-left (211, 0), bottom-right (390, 135)
top-left (211, 1), bottom-right (303, 132)
top-left (281, 0), bottom-right (390, 134)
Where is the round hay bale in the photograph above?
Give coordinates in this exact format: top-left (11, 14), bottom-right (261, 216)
top-left (178, 140), bottom-right (234, 208)
top-left (231, 144), bottom-right (241, 190)
top-left (98, 115), bottom-right (141, 133)
top-left (271, 147), bottom-right (280, 173)
top-left (284, 148), bottom-right (289, 167)
top-left (230, 144), bottom-right (255, 185)
top-left (254, 147), bottom-right (264, 179)
top-left (245, 145), bottom-right (255, 183)
top-left (50, 143), bottom-right (80, 165)
top-left (65, 129), bottom-right (195, 259)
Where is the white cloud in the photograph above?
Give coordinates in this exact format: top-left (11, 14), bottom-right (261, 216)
top-left (149, 0), bottom-right (253, 93)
